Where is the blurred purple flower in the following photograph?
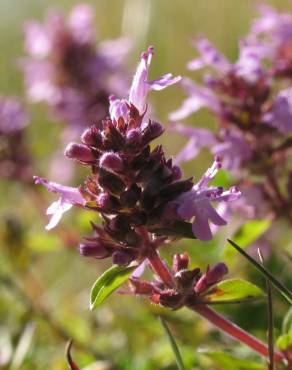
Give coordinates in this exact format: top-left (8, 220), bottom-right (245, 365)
top-left (22, 4), bottom-right (130, 128)
top-left (248, 4), bottom-right (292, 77)
top-left (171, 123), bottom-right (251, 171)
top-left (0, 97), bottom-right (32, 181)
top-left (263, 88), bottom-right (292, 133)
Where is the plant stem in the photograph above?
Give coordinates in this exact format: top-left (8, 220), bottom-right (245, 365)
top-left (190, 304), bottom-right (284, 362)
top-left (147, 247), bottom-right (174, 288)
top-left (145, 247), bottom-right (284, 362)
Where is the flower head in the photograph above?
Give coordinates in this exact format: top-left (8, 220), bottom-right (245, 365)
top-left (22, 5), bottom-right (130, 128)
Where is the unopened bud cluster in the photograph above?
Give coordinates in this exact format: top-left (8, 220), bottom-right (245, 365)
top-left (65, 105), bottom-right (193, 265)
top-left (130, 252), bottom-right (228, 309)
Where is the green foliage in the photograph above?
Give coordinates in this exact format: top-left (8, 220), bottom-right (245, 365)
top-left (232, 220), bottom-right (271, 248)
top-left (203, 279), bottom-right (265, 304)
top-left (228, 239), bottom-right (292, 304)
top-left (90, 265), bottom-right (136, 310)
top-left (160, 317), bottom-right (186, 370)
top-left (276, 307), bottom-right (292, 351)
top-left (200, 350), bottom-right (265, 370)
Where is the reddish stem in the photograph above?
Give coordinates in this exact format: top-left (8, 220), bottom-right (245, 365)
top-left (191, 304), bottom-right (284, 362)
top-left (147, 248), bottom-right (174, 288)
top-left (145, 245), bottom-right (285, 362)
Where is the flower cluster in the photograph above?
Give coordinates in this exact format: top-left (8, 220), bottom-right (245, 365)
top-left (22, 4), bottom-right (129, 129)
top-left (0, 97), bottom-right (31, 181)
top-left (130, 252), bottom-right (228, 310)
top-left (35, 47), bottom-right (240, 267)
top-left (170, 5), bottom-right (292, 224)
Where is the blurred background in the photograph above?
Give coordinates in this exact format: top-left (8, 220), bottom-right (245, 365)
top-left (0, 0), bottom-right (292, 369)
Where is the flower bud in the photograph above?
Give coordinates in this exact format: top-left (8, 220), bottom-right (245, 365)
top-left (97, 192), bottom-right (120, 212)
top-left (141, 121), bottom-right (164, 145)
top-left (81, 127), bottom-right (102, 147)
top-left (98, 169), bottom-right (126, 194)
top-left (99, 152), bottom-right (124, 173)
top-left (65, 142), bottom-right (96, 163)
top-left (195, 263), bottom-right (228, 293)
top-left (126, 128), bottom-right (141, 145)
top-left (79, 241), bottom-right (109, 258)
top-left (112, 251), bottom-right (133, 265)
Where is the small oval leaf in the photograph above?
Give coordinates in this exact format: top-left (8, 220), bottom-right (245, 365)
top-left (90, 264), bottom-right (136, 310)
top-left (203, 278), bottom-right (265, 304)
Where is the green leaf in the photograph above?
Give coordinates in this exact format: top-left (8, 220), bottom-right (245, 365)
top-left (282, 307), bottom-right (292, 334)
top-left (90, 264), bottom-right (136, 310)
top-left (160, 317), bottom-right (186, 370)
top-left (200, 350), bottom-right (266, 370)
top-left (228, 239), bottom-right (292, 304)
top-left (276, 333), bottom-right (292, 351)
top-left (203, 279), bottom-right (265, 304)
top-left (232, 219), bottom-right (271, 248)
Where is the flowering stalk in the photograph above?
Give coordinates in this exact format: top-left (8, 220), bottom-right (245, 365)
top-left (170, 6), bottom-right (292, 232)
top-left (35, 46), bottom-right (278, 363)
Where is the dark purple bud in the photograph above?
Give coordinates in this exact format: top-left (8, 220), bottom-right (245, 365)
top-left (126, 128), bottom-right (141, 145)
top-left (81, 127), bottom-right (102, 147)
top-left (79, 241), bottom-right (109, 258)
top-left (141, 121), bottom-right (164, 145)
top-left (112, 251), bottom-right (133, 265)
top-left (65, 143), bottom-right (96, 164)
top-left (205, 263), bottom-right (228, 285)
top-left (97, 192), bottom-right (120, 212)
top-left (107, 122), bottom-right (125, 150)
top-left (173, 253), bottom-right (189, 273)
top-left (99, 152), bottom-right (124, 172)
top-left (195, 263), bottom-right (228, 294)
top-left (120, 184), bottom-right (141, 207)
top-left (98, 169), bottom-right (126, 194)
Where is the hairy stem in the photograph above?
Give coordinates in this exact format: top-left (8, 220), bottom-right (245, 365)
top-left (191, 304), bottom-right (284, 362)
top-left (147, 247), bottom-right (174, 288)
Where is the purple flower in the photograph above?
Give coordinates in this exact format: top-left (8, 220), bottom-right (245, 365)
top-left (109, 46), bottom-right (181, 120)
top-left (0, 97), bottom-right (31, 181)
top-left (175, 157), bottom-right (241, 240)
top-left (171, 124), bottom-right (251, 171)
top-left (247, 4), bottom-right (292, 77)
top-left (211, 129), bottom-right (252, 171)
top-left (169, 78), bottom-right (221, 121)
top-left (22, 5), bottom-right (130, 128)
top-left (170, 123), bottom-right (217, 164)
top-left (263, 88), bottom-right (292, 133)
top-left (0, 97), bottom-right (29, 134)
top-left (187, 37), bottom-right (231, 73)
top-left (34, 176), bottom-right (85, 230)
